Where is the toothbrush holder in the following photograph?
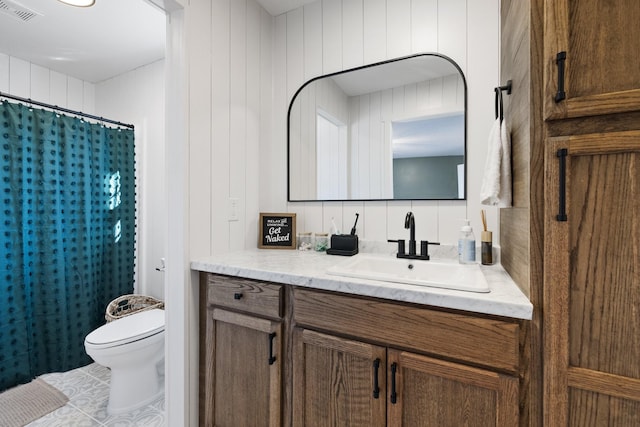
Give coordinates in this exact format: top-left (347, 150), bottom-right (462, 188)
top-left (326, 234), bottom-right (359, 256)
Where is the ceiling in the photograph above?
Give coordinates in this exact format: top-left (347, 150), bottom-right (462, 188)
top-left (0, 0), bottom-right (312, 84)
top-left (256, 0), bottom-right (315, 16)
top-left (0, 0), bottom-right (166, 83)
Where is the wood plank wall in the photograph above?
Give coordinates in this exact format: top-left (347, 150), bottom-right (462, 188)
top-left (499, 0), bottom-right (531, 296)
top-left (500, 0), bottom-right (545, 425)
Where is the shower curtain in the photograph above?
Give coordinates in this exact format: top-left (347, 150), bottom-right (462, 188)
top-left (0, 100), bottom-right (136, 391)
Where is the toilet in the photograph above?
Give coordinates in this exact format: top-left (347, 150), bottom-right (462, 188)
top-left (84, 308), bottom-right (165, 414)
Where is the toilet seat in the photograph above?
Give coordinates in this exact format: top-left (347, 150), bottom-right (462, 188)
top-left (85, 308), bottom-right (164, 349)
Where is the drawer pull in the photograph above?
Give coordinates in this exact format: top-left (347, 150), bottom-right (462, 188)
top-left (233, 292), bottom-right (243, 300)
top-left (268, 332), bottom-right (277, 365)
top-left (373, 358), bottom-right (381, 399)
top-left (555, 51), bottom-right (567, 103)
top-left (390, 362), bottom-right (398, 404)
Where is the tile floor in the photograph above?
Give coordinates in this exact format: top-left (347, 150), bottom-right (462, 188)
top-left (26, 363), bottom-right (165, 426)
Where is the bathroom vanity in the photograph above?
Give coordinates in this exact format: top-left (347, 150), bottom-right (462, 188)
top-left (193, 250), bottom-right (532, 426)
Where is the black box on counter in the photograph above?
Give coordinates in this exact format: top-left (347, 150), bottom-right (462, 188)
top-left (326, 234), bottom-right (358, 256)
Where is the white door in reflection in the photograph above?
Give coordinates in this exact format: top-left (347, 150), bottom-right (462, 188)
top-left (317, 112), bottom-right (348, 199)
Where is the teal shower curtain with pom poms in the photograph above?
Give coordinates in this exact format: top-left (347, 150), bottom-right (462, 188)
top-left (0, 100), bottom-right (136, 391)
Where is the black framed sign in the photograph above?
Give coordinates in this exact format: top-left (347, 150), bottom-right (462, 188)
top-left (258, 213), bottom-right (297, 249)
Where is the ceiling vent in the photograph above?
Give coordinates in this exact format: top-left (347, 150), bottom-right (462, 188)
top-left (0, 0), bottom-right (41, 22)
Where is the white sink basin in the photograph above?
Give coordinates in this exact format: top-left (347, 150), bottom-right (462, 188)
top-left (326, 254), bottom-right (490, 293)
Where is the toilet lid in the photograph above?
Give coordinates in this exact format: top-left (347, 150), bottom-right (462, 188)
top-left (85, 308), bottom-right (165, 347)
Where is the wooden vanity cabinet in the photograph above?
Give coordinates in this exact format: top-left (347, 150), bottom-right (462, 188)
top-left (387, 350), bottom-right (518, 426)
top-left (200, 273), bottom-right (525, 426)
top-left (200, 273), bottom-right (284, 427)
top-left (293, 328), bottom-right (387, 427)
top-left (292, 288), bottom-right (521, 427)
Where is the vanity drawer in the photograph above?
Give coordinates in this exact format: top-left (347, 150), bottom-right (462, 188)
top-left (206, 274), bottom-right (283, 319)
top-left (293, 288), bottom-right (520, 373)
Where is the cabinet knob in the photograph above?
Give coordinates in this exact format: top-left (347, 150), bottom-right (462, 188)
top-left (233, 292), bottom-right (243, 300)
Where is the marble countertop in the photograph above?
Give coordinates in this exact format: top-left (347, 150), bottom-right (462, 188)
top-left (191, 249), bottom-right (533, 320)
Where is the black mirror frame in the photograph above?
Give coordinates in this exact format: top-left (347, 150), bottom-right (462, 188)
top-left (287, 52), bottom-right (467, 202)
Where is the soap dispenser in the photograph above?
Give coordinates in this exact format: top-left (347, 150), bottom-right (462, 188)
top-left (458, 219), bottom-right (476, 264)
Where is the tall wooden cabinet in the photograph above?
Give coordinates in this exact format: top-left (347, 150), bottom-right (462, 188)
top-left (543, 0), bottom-right (640, 120)
top-left (544, 131), bottom-right (640, 426)
top-left (501, 0), bottom-right (640, 425)
top-left (542, 1), bottom-right (640, 425)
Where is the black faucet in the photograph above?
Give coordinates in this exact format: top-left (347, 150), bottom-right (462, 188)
top-left (405, 211), bottom-right (417, 255)
top-left (389, 211), bottom-right (440, 260)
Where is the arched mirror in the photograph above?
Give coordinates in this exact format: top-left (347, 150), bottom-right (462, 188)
top-left (287, 53), bottom-right (467, 201)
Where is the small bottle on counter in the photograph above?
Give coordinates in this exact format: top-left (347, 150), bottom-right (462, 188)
top-left (481, 231), bottom-right (493, 265)
top-left (458, 219), bottom-right (476, 264)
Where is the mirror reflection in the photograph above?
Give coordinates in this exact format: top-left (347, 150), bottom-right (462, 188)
top-left (288, 53), bottom-right (467, 201)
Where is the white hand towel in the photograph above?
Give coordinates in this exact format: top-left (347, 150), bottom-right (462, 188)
top-left (480, 118), bottom-right (512, 207)
top-left (498, 118), bottom-right (512, 206)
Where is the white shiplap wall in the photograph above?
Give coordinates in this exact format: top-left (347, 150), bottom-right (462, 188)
top-left (186, 0), bottom-right (273, 259)
top-left (0, 54), bottom-right (95, 116)
top-left (268, 0), bottom-right (500, 247)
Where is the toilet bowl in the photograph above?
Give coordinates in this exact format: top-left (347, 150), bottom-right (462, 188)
top-left (84, 308), bottom-right (165, 414)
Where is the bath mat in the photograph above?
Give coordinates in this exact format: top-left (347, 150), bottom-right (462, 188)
top-left (0, 378), bottom-right (68, 426)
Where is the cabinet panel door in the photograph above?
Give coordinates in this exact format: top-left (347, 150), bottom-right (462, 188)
top-left (544, 0), bottom-right (640, 119)
top-left (387, 350), bottom-right (518, 427)
top-left (293, 328), bottom-right (386, 427)
top-left (205, 308), bottom-right (281, 427)
top-left (544, 132), bottom-right (640, 426)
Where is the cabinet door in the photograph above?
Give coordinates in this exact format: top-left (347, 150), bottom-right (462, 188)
top-left (204, 308), bottom-right (281, 427)
top-left (387, 349), bottom-right (518, 427)
top-left (544, 0), bottom-right (640, 120)
top-left (293, 328), bottom-right (386, 427)
top-left (544, 132), bottom-right (640, 426)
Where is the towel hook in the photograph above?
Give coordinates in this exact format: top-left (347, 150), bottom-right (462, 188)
top-left (496, 80), bottom-right (512, 95)
top-left (494, 80), bottom-right (512, 122)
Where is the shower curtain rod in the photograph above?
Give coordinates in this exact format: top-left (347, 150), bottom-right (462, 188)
top-left (0, 90), bottom-right (134, 130)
